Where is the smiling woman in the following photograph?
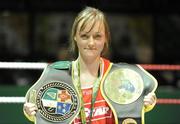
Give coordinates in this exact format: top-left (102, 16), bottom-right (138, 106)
top-left (70, 7), bottom-right (110, 59)
top-left (23, 6), bottom-right (157, 124)
top-left (74, 20), bottom-right (106, 63)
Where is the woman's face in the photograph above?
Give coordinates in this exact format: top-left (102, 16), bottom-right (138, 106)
top-left (74, 20), bottom-right (106, 60)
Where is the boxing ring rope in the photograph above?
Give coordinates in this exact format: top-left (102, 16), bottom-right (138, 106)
top-left (0, 61), bottom-right (180, 70)
top-left (0, 97), bottom-right (25, 103)
top-left (0, 61), bottom-right (180, 104)
top-left (0, 62), bottom-right (48, 69)
top-left (0, 97), bottom-right (180, 104)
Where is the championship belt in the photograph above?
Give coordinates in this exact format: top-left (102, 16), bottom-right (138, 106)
top-left (101, 63), bottom-right (157, 124)
top-left (26, 61), bottom-right (80, 124)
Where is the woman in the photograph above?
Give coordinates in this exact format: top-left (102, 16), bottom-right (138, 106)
top-left (23, 7), bottom-right (157, 124)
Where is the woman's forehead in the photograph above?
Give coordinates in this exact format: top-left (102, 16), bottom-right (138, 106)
top-left (77, 19), bottom-right (105, 33)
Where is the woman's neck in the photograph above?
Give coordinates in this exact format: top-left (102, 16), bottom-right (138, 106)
top-left (77, 56), bottom-right (101, 85)
top-left (78, 56), bottom-right (100, 76)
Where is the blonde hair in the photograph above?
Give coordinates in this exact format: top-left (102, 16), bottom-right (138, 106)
top-left (70, 7), bottom-right (111, 57)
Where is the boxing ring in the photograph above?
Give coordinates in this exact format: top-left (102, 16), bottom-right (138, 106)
top-left (0, 62), bottom-right (180, 123)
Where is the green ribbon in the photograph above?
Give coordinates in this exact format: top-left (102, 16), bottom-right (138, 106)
top-left (73, 60), bottom-right (102, 124)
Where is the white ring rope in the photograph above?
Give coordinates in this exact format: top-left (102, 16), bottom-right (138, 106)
top-left (0, 62), bottom-right (47, 104)
top-left (0, 97), bottom-right (25, 103)
top-left (0, 62), bottom-right (48, 69)
top-left (0, 62), bottom-right (179, 104)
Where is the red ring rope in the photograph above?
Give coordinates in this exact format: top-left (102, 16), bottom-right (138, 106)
top-left (140, 64), bottom-right (180, 70)
top-left (157, 98), bottom-right (180, 104)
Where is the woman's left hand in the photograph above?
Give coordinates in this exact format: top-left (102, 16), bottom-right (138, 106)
top-left (144, 92), bottom-right (157, 107)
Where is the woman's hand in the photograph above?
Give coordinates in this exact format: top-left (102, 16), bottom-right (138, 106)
top-left (23, 102), bottom-right (37, 116)
top-left (144, 92), bottom-right (157, 107)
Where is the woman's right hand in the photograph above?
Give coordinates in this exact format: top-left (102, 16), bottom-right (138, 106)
top-left (23, 102), bottom-right (37, 116)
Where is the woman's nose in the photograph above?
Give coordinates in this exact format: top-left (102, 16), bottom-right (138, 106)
top-left (88, 36), bottom-right (95, 46)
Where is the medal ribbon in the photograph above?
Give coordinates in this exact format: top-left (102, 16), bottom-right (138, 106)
top-left (72, 59), bottom-right (102, 124)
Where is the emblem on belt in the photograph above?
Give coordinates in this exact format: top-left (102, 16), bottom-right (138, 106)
top-left (36, 81), bottom-right (79, 122)
top-left (104, 68), bottom-right (143, 104)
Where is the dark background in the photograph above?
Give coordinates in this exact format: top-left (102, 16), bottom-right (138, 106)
top-left (0, 0), bottom-right (179, 87)
top-left (0, 1), bottom-right (180, 124)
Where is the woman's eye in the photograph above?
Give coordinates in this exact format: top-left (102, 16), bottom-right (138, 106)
top-left (94, 34), bottom-right (102, 39)
top-left (80, 34), bottom-right (88, 39)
